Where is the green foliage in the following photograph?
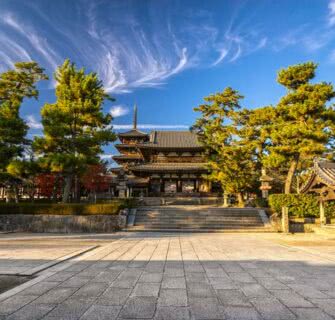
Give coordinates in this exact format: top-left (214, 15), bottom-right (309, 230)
top-left (265, 62), bottom-right (335, 193)
top-left (192, 87), bottom-right (259, 204)
top-left (0, 200), bottom-right (128, 215)
top-left (0, 62), bottom-right (47, 171)
top-left (249, 198), bottom-right (269, 208)
top-left (33, 59), bottom-right (116, 202)
top-left (268, 194), bottom-right (335, 218)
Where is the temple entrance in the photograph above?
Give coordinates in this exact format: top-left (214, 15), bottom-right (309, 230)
top-left (164, 181), bottom-right (177, 193)
top-left (182, 180), bottom-right (195, 193)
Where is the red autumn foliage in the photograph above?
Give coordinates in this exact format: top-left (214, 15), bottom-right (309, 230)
top-left (81, 164), bottom-right (111, 193)
top-left (34, 173), bottom-right (63, 198)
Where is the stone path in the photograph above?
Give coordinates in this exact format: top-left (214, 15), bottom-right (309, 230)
top-left (0, 240), bottom-right (95, 275)
top-left (0, 232), bottom-right (335, 319)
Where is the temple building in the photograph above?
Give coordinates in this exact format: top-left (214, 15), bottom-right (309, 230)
top-left (112, 106), bottom-right (212, 197)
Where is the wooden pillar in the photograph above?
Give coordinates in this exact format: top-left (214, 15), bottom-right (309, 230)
top-left (176, 180), bottom-right (181, 193)
top-left (320, 200), bottom-right (326, 226)
top-left (160, 178), bottom-right (165, 193)
top-left (223, 192), bottom-right (229, 207)
top-left (281, 206), bottom-right (289, 233)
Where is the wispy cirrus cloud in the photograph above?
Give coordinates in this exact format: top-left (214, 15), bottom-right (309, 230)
top-left (0, 0), bottom-right (269, 93)
top-left (110, 105), bottom-right (129, 118)
top-left (329, 0), bottom-right (335, 26)
top-left (26, 115), bottom-right (42, 130)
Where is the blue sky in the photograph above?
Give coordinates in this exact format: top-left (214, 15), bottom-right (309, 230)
top-left (1, 0), bottom-right (335, 161)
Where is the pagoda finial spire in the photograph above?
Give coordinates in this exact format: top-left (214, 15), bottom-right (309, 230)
top-left (133, 103), bottom-right (137, 129)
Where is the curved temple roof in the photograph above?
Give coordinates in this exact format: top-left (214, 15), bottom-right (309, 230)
top-left (138, 131), bottom-right (203, 149)
top-left (300, 159), bottom-right (335, 194)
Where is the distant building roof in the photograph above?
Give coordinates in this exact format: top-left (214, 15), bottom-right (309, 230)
top-left (130, 162), bottom-right (207, 172)
top-left (112, 154), bottom-right (142, 161)
top-left (117, 129), bottom-right (148, 137)
top-left (138, 131), bottom-right (202, 149)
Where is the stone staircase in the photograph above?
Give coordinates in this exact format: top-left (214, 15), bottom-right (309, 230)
top-left (127, 205), bottom-right (273, 232)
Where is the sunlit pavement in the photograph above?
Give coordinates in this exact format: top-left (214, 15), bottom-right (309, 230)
top-left (0, 232), bottom-right (335, 319)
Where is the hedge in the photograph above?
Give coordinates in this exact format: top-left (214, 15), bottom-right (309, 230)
top-left (268, 194), bottom-right (335, 218)
top-left (0, 200), bottom-right (128, 215)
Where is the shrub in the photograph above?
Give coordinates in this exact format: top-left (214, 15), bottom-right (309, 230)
top-left (0, 200), bottom-right (128, 215)
top-left (249, 198), bottom-right (269, 208)
top-left (268, 193), bottom-right (335, 218)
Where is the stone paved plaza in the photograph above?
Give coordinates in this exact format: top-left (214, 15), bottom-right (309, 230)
top-left (1, 232), bottom-right (335, 319)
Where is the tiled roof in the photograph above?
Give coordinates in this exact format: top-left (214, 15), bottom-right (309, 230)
top-left (138, 131), bottom-right (202, 149)
top-left (115, 144), bottom-right (138, 149)
top-left (112, 154), bottom-right (142, 160)
top-left (130, 162), bottom-right (207, 172)
top-left (300, 159), bottom-right (335, 193)
top-left (118, 129), bottom-right (148, 137)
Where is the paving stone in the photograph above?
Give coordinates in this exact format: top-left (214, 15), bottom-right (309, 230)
top-left (221, 263), bottom-right (244, 273)
top-left (91, 270), bottom-right (121, 283)
top-left (59, 276), bottom-right (91, 288)
top-left (187, 282), bottom-right (215, 298)
top-left (185, 273), bottom-right (208, 283)
top-left (19, 282), bottom-right (59, 296)
top-left (138, 272), bottom-right (163, 283)
top-left (223, 306), bottom-right (262, 320)
top-left (189, 297), bottom-right (225, 320)
top-left (5, 303), bottom-right (55, 320)
top-left (46, 272), bottom-right (77, 282)
top-left (44, 297), bottom-right (95, 320)
top-left (97, 288), bottom-right (132, 305)
top-left (154, 306), bottom-right (190, 320)
top-left (270, 289), bottom-right (314, 308)
top-left (110, 279), bottom-right (137, 289)
top-left (34, 287), bottom-right (77, 304)
top-left (119, 297), bottom-right (156, 319)
top-left (310, 299), bottom-right (335, 317)
top-left (158, 289), bottom-right (187, 307)
top-left (80, 304), bottom-right (121, 320)
top-left (209, 277), bottom-right (238, 290)
top-left (288, 284), bottom-right (330, 299)
top-left (229, 273), bottom-right (256, 284)
top-left (256, 277), bottom-right (288, 290)
top-left (290, 307), bottom-right (333, 320)
top-left (0, 295), bottom-right (38, 316)
top-left (131, 283), bottom-right (160, 297)
top-left (205, 268), bottom-right (228, 278)
top-left (241, 284), bottom-right (270, 297)
top-left (73, 282), bottom-right (108, 297)
top-left (164, 268), bottom-right (184, 277)
top-left (162, 277), bottom-right (186, 289)
top-left (184, 264), bottom-right (204, 273)
top-left (217, 289), bottom-right (251, 307)
top-left (251, 297), bottom-right (296, 320)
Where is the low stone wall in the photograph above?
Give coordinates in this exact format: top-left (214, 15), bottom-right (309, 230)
top-left (137, 197), bottom-right (223, 206)
top-left (0, 214), bottom-right (126, 233)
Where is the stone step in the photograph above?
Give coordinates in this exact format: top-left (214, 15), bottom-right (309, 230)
top-left (135, 220), bottom-right (264, 225)
top-left (127, 226), bottom-right (274, 233)
top-left (132, 206), bottom-right (272, 233)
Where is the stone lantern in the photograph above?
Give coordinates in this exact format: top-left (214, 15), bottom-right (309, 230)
top-left (259, 169), bottom-right (273, 199)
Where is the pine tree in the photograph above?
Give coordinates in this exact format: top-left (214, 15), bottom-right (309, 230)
top-left (0, 62), bottom-right (47, 172)
top-left (34, 60), bottom-right (116, 202)
top-left (192, 87), bottom-right (258, 206)
top-left (265, 62), bottom-right (335, 194)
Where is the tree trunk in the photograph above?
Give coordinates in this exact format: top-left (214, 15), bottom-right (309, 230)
top-left (13, 185), bottom-right (19, 203)
top-left (284, 155), bottom-right (299, 194)
top-left (62, 175), bottom-right (72, 203)
top-left (237, 192), bottom-right (244, 207)
top-left (73, 174), bottom-right (80, 202)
